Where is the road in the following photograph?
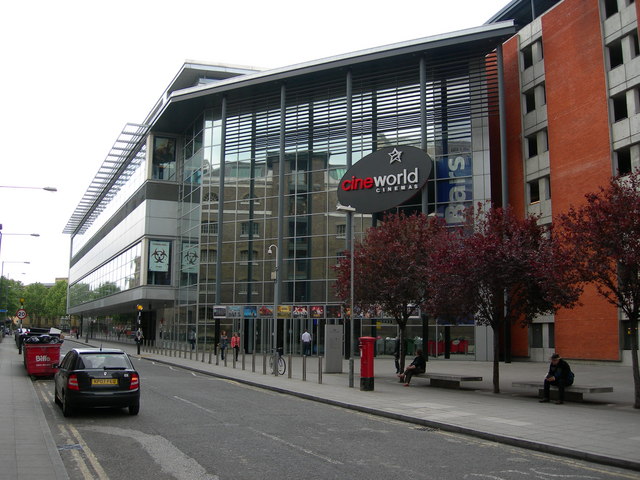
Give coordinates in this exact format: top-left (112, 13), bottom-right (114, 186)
top-left (33, 350), bottom-right (639, 480)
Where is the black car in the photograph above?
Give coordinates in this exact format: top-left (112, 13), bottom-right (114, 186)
top-left (54, 348), bottom-right (140, 417)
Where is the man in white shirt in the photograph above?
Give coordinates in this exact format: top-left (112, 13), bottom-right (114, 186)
top-left (301, 329), bottom-right (312, 356)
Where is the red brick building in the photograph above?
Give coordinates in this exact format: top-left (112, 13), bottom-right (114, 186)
top-left (491, 0), bottom-right (638, 363)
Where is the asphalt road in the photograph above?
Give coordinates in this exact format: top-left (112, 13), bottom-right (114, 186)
top-left (33, 351), bottom-right (640, 480)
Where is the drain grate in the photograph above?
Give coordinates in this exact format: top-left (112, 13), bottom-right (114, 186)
top-left (58, 444), bottom-right (83, 451)
top-left (414, 426), bottom-right (438, 432)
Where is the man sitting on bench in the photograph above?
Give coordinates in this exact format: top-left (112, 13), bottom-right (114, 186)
top-left (540, 353), bottom-right (574, 404)
top-left (399, 349), bottom-right (426, 386)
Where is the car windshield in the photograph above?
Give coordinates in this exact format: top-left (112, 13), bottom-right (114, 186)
top-left (78, 353), bottom-right (131, 370)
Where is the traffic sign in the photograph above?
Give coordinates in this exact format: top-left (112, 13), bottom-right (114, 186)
top-left (16, 308), bottom-right (27, 320)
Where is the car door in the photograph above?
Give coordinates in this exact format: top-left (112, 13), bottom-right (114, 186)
top-left (55, 350), bottom-right (76, 398)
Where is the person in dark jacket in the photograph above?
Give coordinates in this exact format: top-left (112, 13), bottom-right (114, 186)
top-left (540, 353), bottom-right (574, 404)
top-left (398, 349), bottom-right (426, 386)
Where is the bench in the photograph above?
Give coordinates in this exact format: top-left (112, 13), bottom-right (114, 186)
top-left (512, 382), bottom-right (614, 402)
top-left (422, 373), bottom-right (483, 389)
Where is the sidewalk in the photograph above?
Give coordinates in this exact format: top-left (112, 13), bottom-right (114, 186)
top-left (92, 337), bottom-right (640, 472)
top-left (0, 337), bottom-right (69, 480)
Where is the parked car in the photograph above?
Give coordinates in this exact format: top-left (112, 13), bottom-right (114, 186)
top-left (54, 348), bottom-right (140, 417)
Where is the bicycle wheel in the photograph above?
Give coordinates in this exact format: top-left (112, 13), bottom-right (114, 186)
top-left (277, 356), bottom-right (286, 375)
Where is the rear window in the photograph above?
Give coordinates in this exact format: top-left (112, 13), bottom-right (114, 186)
top-left (77, 353), bottom-right (132, 369)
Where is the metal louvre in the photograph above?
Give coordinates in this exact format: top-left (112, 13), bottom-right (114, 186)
top-left (64, 123), bottom-right (149, 235)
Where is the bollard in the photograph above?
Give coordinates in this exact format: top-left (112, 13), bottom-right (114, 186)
top-left (252, 352), bottom-right (256, 373)
top-left (262, 353), bottom-right (267, 375)
top-left (242, 351), bottom-right (246, 370)
top-left (232, 354), bottom-right (236, 369)
top-left (302, 355), bottom-right (307, 381)
top-left (201, 348), bottom-right (205, 362)
top-left (349, 358), bottom-right (354, 388)
top-left (208, 346), bottom-right (213, 364)
top-left (224, 352), bottom-right (228, 367)
top-left (215, 349), bottom-right (220, 366)
top-left (189, 347), bottom-right (193, 360)
top-left (288, 354), bottom-right (292, 379)
top-left (318, 356), bottom-right (323, 384)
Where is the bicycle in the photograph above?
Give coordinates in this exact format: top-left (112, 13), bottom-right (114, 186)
top-left (268, 348), bottom-right (286, 375)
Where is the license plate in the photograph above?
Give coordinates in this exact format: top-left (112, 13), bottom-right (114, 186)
top-left (91, 378), bottom-right (118, 386)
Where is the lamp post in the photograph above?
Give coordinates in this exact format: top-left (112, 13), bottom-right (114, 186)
top-left (336, 203), bottom-right (356, 388)
top-left (0, 185), bottom-right (57, 192)
top-left (0, 228), bottom-right (41, 259)
top-left (267, 244), bottom-right (278, 376)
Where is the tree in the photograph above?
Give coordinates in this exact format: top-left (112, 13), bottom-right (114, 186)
top-left (1, 277), bottom-right (25, 326)
top-left (429, 205), bottom-right (581, 393)
top-left (23, 283), bottom-right (49, 326)
top-left (44, 279), bottom-right (68, 320)
top-left (558, 172), bottom-right (640, 409)
top-left (334, 212), bottom-right (446, 372)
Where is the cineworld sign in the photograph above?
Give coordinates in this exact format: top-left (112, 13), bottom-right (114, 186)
top-left (337, 146), bottom-right (432, 213)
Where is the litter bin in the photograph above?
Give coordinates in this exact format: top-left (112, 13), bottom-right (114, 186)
top-left (23, 343), bottom-right (62, 379)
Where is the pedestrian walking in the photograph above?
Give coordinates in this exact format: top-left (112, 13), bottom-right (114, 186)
top-left (301, 329), bottom-right (312, 356)
top-left (188, 329), bottom-right (196, 350)
top-left (231, 332), bottom-right (241, 361)
top-left (219, 330), bottom-right (228, 360)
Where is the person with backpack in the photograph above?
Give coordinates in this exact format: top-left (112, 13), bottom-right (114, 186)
top-left (540, 353), bottom-right (574, 404)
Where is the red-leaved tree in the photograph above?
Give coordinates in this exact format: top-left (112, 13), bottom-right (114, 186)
top-left (558, 172), bottom-right (640, 408)
top-left (334, 212), bottom-right (446, 372)
top-left (427, 205), bottom-right (581, 393)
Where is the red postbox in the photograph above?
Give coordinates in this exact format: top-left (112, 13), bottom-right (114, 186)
top-left (359, 336), bottom-right (376, 391)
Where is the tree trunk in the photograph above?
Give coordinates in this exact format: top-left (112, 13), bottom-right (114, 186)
top-left (630, 317), bottom-right (640, 409)
top-left (492, 324), bottom-right (500, 394)
top-left (398, 322), bottom-right (406, 374)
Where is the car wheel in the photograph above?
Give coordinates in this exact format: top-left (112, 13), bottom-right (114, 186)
top-left (128, 404), bottom-right (140, 416)
top-left (62, 394), bottom-right (73, 417)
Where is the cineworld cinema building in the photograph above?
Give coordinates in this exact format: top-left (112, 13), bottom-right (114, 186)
top-left (65, 0), bottom-right (640, 365)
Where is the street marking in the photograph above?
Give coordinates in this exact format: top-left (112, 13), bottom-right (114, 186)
top-left (67, 424), bottom-right (110, 480)
top-left (249, 427), bottom-right (344, 465)
top-left (58, 424), bottom-right (105, 480)
top-left (85, 426), bottom-right (219, 480)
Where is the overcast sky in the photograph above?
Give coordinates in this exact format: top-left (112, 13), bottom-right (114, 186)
top-left (0, 0), bottom-right (510, 286)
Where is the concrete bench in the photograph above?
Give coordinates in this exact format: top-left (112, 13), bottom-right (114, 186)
top-left (422, 373), bottom-right (483, 389)
top-left (512, 382), bottom-right (614, 402)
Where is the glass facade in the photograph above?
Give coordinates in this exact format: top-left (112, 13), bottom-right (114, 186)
top-left (165, 55), bottom-right (497, 354)
top-left (69, 242), bottom-right (142, 308)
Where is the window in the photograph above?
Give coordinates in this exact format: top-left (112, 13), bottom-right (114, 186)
top-left (152, 137), bottom-right (176, 181)
top-left (609, 39), bottom-right (624, 69)
top-left (240, 250), bottom-right (258, 262)
top-left (616, 147), bottom-right (632, 174)
top-left (522, 44), bottom-right (534, 69)
top-left (525, 90), bottom-right (536, 113)
top-left (336, 224), bottom-right (346, 237)
top-left (604, 0), bottom-right (619, 17)
top-left (527, 135), bottom-right (538, 158)
top-left (201, 222), bottom-right (218, 235)
top-left (531, 323), bottom-right (543, 348)
top-left (201, 249), bottom-right (217, 263)
top-left (529, 180), bottom-right (540, 203)
top-left (202, 191), bottom-right (218, 203)
top-left (630, 31), bottom-right (640, 58)
top-left (241, 222), bottom-right (259, 237)
top-left (544, 176), bottom-right (552, 200)
top-left (612, 93), bottom-right (628, 121)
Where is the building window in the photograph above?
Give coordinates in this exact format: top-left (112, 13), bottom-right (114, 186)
top-left (630, 31), bottom-right (640, 58)
top-left (521, 44), bottom-right (534, 69)
top-left (544, 176), bottom-right (551, 200)
top-left (527, 135), bottom-right (538, 158)
top-left (612, 93), bottom-right (628, 121)
top-left (201, 221), bottom-right (218, 235)
top-left (336, 224), bottom-right (346, 237)
top-left (202, 191), bottom-right (218, 203)
top-left (528, 180), bottom-right (541, 204)
top-left (241, 222), bottom-right (259, 237)
top-left (524, 90), bottom-right (536, 113)
top-left (531, 323), bottom-right (543, 348)
top-left (616, 147), bottom-right (632, 174)
top-left (609, 39), bottom-right (624, 69)
top-left (240, 250), bottom-right (258, 263)
top-left (604, 0), bottom-right (619, 17)
top-left (152, 137), bottom-right (176, 181)
top-left (201, 249), bottom-right (217, 263)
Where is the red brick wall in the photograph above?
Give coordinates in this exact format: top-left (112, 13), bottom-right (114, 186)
top-left (542, 0), bottom-right (619, 360)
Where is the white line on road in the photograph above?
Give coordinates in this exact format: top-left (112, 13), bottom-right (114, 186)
top-left (248, 427), bottom-right (343, 465)
top-left (85, 426), bottom-right (219, 480)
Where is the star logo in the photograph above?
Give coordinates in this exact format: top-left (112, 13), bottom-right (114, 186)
top-left (388, 148), bottom-right (403, 164)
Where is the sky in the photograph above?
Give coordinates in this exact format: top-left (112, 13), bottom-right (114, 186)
top-left (0, 0), bottom-right (510, 286)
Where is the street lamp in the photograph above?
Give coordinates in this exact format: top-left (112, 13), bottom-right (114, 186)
top-left (336, 203), bottom-right (356, 388)
top-left (0, 185), bottom-right (57, 192)
top-left (267, 244), bottom-right (278, 376)
top-left (0, 226), bottom-right (41, 259)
